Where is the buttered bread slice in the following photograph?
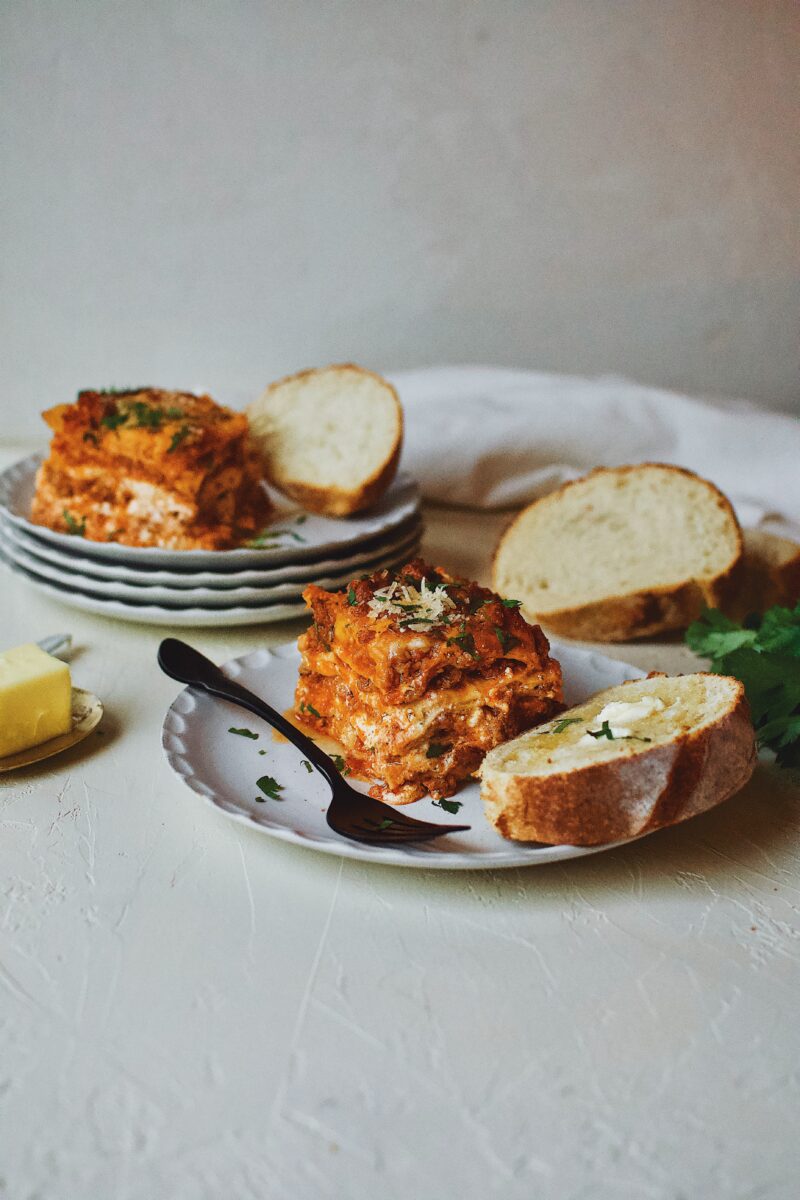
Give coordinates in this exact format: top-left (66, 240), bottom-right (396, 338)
top-left (479, 673), bottom-right (755, 845)
top-left (492, 464), bottom-right (743, 641)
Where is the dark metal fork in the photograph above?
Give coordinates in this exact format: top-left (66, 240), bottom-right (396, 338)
top-left (158, 638), bottom-right (470, 846)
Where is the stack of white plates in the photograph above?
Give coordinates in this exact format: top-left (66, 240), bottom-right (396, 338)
top-left (0, 454), bottom-right (423, 626)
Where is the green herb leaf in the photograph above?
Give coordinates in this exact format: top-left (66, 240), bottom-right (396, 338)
top-left (377, 818), bottom-right (393, 830)
top-left (330, 754), bottom-right (350, 776)
top-left (62, 509), bottom-right (86, 536)
top-left (549, 717), bottom-right (584, 735)
top-left (167, 424), bottom-right (191, 453)
top-left (587, 720), bottom-right (616, 740)
top-left (228, 727), bottom-right (259, 740)
top-left (301, 759), bottom-right (313, 773)
top-left (426, 742), bottom-right (450, 758)
top-left (501, 598), bottom-right (522, 609)
top-left (686, 603), bottom-right (800, 767)
top-left (494, 626), bottom-right (520, 654)
top-left (447, 625), bottom-right (480, 660)
top-left (347, 587), bottom-right (357, 606)
top-left (433, 798), bottom-right (463, 814)
top-left (300, 701), bottom-right (322, 719)
top-left (256, 775), bottom-right (284, 801)
top-left (100, 408), bottom-right (128, 431)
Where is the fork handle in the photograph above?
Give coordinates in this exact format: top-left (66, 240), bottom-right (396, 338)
top-left (159, 652), bottom-right (340, 792)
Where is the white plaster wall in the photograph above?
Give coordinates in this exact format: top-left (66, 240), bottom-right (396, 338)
top-left (1, 0), bottom-right (798, 438)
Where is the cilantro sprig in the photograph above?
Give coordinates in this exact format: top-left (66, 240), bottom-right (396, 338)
top-left (687, 604), bottom-right (800, 768)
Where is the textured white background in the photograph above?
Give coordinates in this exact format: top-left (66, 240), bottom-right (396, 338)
top-left (2, 444), bottom-right (800, 1199)
top-left (2, 0), bottom-right (799, 436)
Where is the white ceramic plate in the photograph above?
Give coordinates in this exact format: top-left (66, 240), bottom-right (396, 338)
top-left (0, 454), bottom-right (420, 568)
top-left (161, 641), bottom-right (647, 869)
top-left (0, 512), bottom-right (422, 588)
top-left (0, 553), bottom-right (308, 626)
top-left (0, 524), bottom-right (421, 607)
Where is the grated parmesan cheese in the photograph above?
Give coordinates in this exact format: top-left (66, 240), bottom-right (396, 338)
top-left (367, 578), bottom-right (456, 632)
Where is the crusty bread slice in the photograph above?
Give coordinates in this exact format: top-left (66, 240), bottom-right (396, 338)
top-left (479, 673), bottom-right (755, 845)
top-left (247, 364), bottom-right (403, 516)
top-left (492, 464), bottom-right (743, 641)
top-left (730, 528), bottom-right (800, 618)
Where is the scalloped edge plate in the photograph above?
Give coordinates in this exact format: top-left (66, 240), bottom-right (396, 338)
top-left (0, 454), bottom-right (420, 567)
top-left (160, 641), bottom-right (647, 869)
top-left (0, 523), bottom-right (422, 607)
top-left (0, 511), bottom-right (422, 588)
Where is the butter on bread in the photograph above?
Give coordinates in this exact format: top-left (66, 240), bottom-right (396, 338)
top-left (479, 673), bottom-right (755, 845)
top-left (492, 464), bottom-right (743, 641)
top-left (0, 643), bottom-right (72, 758)
top-left (247, 364), bottom-right (403, 517)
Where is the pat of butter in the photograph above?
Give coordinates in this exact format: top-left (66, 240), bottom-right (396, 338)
top-left (595, 696), bottom-right (666, 728)
top-left (0, 643), bottom-right (72, 758)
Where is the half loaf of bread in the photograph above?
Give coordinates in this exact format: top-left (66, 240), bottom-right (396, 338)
top-left (479, 673), bottom-right (755, 845)
top-left (492, 464), bottom-right (743, 641)
top-left (247, 364), bottom-right (402, 517)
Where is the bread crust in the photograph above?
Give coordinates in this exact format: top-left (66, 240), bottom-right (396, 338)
top-left (730, 529), bottom-right (800, 618)
top-left (250, 364), bottom-right (403, 517)
top-left (492, 463), bottom-right (744, 641)
top-left (480, 676), bottom-right (756, 845)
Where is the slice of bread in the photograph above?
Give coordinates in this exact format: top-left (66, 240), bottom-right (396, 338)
top-left (248, 364), bottom-right (403, 516)
top-left (731, 528), bottom-right (800, 618)
top-left (479, 673), bottom-right (755, 845)
top-left (492, 464), bottom-right (743, 641)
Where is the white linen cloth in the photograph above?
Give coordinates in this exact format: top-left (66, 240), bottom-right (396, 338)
top-left (390, 366), bottom-right (800, 535)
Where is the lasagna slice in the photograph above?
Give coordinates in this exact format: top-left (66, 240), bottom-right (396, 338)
top-left (31, 388), bottom-right (272, 549)
top-left (296, 559), bottom-right (564, 804)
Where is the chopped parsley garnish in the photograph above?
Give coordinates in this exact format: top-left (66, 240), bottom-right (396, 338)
top-left (330, 754), bottom-right (351, 776)
top-left (167, 424), bottom-right (191, 453)
top-left (347, 587), bottom-right (357, 606)
top-left (586, 721), bottom-right (652, 743)
top-left (549, 717), bottom-right (584, 735)
top-left (468, 595), bottom-right (489, 615)
top-left (295, 515), bottom-right (307, 525)
top-left (687, 603), bottom-right (800, 768)
top-left (228, 726), bottom-right (259, 739)
top-left (433, 798), bottom-right (464, 814)
top-left (255, 775), bottom-right (284, 801)
top-left (447, 626), bottom-right (480, 660)
top-left (501, 598), bottom-right (522, 608)
top-left (300, 701), bottom-right (322, 719)
top-left (100, 408), bottom-right (129, 431)
top-left (426, 742), bottom-right (450, 758)
top-left (494, 626), bottom-right (520, 653)
top-left (301, 759), bottom-right (313, 773)
top-left (246, 526), bottom-right (307, 548)
top-left (377, 818), bottom-right (394, 830)
top-left (62, 509), bottom-right (86, 536)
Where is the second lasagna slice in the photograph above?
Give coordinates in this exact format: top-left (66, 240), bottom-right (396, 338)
top-left (295, 559), bottom-right (564, 804)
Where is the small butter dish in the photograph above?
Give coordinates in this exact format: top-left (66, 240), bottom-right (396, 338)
top-left (0, 688), bottom-right (103, 773)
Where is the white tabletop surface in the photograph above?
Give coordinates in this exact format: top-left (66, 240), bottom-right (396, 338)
top-left (1, 442), bottom-right (799, 1200)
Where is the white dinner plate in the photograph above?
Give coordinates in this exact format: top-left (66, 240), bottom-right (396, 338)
top-left (0, 553), bottom-right (308, 625)
top-left (0, 524), bottom-right (421, 607)
top-left (0, 512), bottom-right (423, 588)
top-left (161, 641), bottom-right (647, 869)
top-left (0, 454), bottom-right (420, 568)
